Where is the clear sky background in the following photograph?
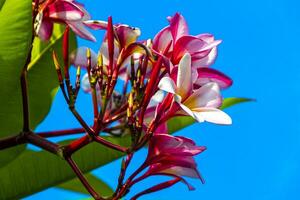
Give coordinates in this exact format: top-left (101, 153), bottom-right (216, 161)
top-left (25, 0), bottom-right (300, 199)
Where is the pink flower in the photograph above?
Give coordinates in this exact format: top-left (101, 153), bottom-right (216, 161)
top-left (152, 13), bottom-right (232, 90)
top-left (34, 0), bottom-right (95, 41)
top-left (152, 13), bottom-right (220, 69)
top-left (84, 20), bottom-right (142, 77)
top-left (130, 134), bottom-right (206, 198)
top-left (158, 53), bottom-right (232, 125)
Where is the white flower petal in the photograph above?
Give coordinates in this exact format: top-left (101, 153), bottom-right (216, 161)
top-left (149, 90), bottom-right (165, 107)
top-left (177, 53), bottom-right (192, 98)
top-left (179, 103), bottom-right (204, 123)
top-left (193, 107), bottom-right (232, 125)
top-left (158, 77), bottom-right (177, 95)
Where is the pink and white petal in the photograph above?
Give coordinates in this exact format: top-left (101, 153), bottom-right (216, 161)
top-left (37, 18), bottom-right (53, 41)
top-left (176, 53), bottom-right (192, 99)
top-left (168, 13), bottom-right (189, 42)
top-left (161, 166), bottom-right (203, 181)
top-left (183, 82), bottom-right (222, 109)
top-left (48, 0), bottom-right (84, 21)
top-left (192, 47), bottom-right (217, 68)
top-left (99, 40), bottom-right (121, 66)
top-left (74, 3), bottom-right (91, 20)
top-left (192, 107), bottom-right (232, 125)
top-left (116, 25), bottom-right (141, 48)
top-left (191, 67), bottom-right (198, 83)
top-left (195, 67), bottom-right (233, 89)
top-left (196, 33), bottom-right (215, 43)
top-left (173, 36), bottom-right (207, 63)
top-left (152, 26), bottom-right (173, 53)
top-left (69, 47), bottom-right (97, 68)
top-left (83, 20), bottom-right (108, 30)
top-left (200, 40), bottom-right (222, 52)
top-left (68, 21), bottom-right (96, 42)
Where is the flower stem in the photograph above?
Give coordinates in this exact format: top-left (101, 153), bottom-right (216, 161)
top-left (66, 156), bottom-right (103, 200)
top-left (37, 127), bottom-right (86, 138)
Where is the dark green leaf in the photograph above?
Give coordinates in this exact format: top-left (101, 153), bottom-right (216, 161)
top-left (58, 173), bottom-right (113, 197)
top-left (0, 0), bottom-right (5, 10)
top-left (0, 136), bottom-right (130, 200)
top-left (0, 0), bottom-right (32, 166)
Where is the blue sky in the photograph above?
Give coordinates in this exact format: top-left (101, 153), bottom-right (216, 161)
top-left (25, 0), bottom-right (300, 199)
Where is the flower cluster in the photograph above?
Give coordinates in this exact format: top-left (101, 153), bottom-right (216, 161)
top-left (44, 1), bottom-right (233, 199)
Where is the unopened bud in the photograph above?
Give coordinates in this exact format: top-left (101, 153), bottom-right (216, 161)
top-left (97, 53), bottom-right (103, 67)
top-left (86, 48), bottom-right (91, 59)
top-left (127, 92), bottom-right (134, 117)
top-left (76, 66), bottom-right (81, 76)
top-left (52, 51), bottom-right (61, 70)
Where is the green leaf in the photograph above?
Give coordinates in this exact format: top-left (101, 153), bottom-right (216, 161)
top-left (167, 97), bottom-right (253, 133)
top-left (167, 116), bottom-right (195, 134)
top-left (220, 97), bottom-right (254, 110)
top-left (0, 6), bottom-right (77, 166)
top-left (0, 136), bottom-right (130, 200)
top-left (58, 173), bottom-right (114, 197)
top-left (27, 25), bottom-right (77, 128)
top-left (0, 0), bottom-right (5, 10)
top-left (0, 0), bottom-right (32, 166)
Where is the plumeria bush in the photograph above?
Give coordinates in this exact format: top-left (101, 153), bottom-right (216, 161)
top-left (0, 0), bottom-right (250, 199)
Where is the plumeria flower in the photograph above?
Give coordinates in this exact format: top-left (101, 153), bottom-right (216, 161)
top-left (34, 0), bottom-right (96, 41)
top-left (158, 53), bottom-right (232, 125)
top-left (152, 13), bottom-right (220, 69)
top-left (71, 19), bottom-right (144, 83)
top-left (83, 20), bottom-right (142, 68)
top-left (131, 134), bottom-right (206, 198)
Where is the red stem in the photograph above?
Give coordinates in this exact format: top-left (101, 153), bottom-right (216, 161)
top-left (94, 136), bottom-right (128, 153)
top-left (37, 128), bottom-right (86, 138)
top-left (66, 157), bottom-right (102, 200)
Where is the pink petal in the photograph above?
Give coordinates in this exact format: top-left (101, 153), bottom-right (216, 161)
top-left (172, 35), bottom-right (206, 63)
top-left (195, 68), bottom-right (233, 89)
top-left (191, 47), bottom-right (218, 68)
top-left (68, 21), bottom-right (96, 41)
top-left (152, 26), bottom-right (173, 53)
top-left (131, 177), bottom-right (182, 200)
top-left (168, 13), bottom-right (189, 42)
top-left (173, 36), bottom-right (221, 66)
top-left (196, 33), bottom-right (215, 43)
top-left (155, 122), bottom-right (168, 134)
top-left (37, 18), bottom-right (53, 41)
top-left (148, 134), bottom-right (205, 157)
top-left (47, 0), bottom-right (84, 21)
top-left (161, 166), bottom-right (203, 181)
